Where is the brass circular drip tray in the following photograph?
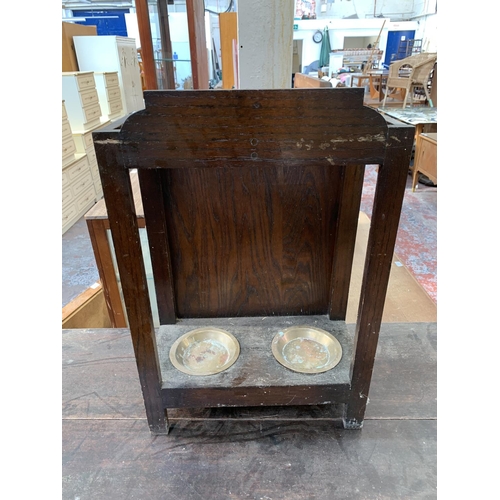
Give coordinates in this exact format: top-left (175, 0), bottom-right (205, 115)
top-left (169, 327), bottom-right (240, 376)
top-left (271, 326), bottom-right (342, 374)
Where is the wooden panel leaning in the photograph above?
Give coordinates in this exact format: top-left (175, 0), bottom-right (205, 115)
top-left (92, 88), bottom-right (414, 435)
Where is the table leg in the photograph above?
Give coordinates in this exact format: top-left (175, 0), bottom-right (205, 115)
top-left (369, 75), bottom-right (378, 99)
top-left (412, 124), bottom-right (424, 191)
top-left (86, 218), bottom-right (128, 327)
top-left (379, 75), bottom-right (387, 101)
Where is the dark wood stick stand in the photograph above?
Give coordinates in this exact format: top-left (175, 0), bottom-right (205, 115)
top-left (93, 88), bottom-right (414, 435)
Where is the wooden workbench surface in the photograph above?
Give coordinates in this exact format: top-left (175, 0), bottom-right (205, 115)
top-left (62, 322), bottom-right (437, 499)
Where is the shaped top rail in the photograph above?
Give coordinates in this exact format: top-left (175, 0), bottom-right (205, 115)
top-left (93, 88), bottom-right (403, 169)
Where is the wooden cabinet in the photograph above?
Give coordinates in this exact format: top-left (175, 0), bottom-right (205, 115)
top-left (412, 133), bottom-right (437, 191)
top-left (94, 71), bottom-right (124, 122)
top-left (62, 71), bottom-right (102, 132)
top-left (62, 100), bottom-right (101, 234)
top-left (62, 153), bottom-right (96, 235)
top-left (62, 101), bottom-right (77, 168)
top-left (72, 128), bottom-right (104, 200)
top-left (73, 35), bottom-right (145, 115)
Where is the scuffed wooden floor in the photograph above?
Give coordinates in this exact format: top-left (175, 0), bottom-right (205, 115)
top-left (62, 323), bottom-right (437, 499)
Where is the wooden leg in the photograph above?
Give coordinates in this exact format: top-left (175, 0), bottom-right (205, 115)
top-left (343, 124), bottom-right (413, 429)
top-left (148, 405), bottom-right (170, 435)
top-left (382, 85), bottom-right (389, 107)
top-left (412, 124), bottom-right (424, 192)
top-left (95, 143), bottom-right (169, 436)
top-left (403, 87), bottom-right (409, 108)
top-left (86, 219), bottom-right (128, 327)
top-left (423, 84), bottom-right (433, 107)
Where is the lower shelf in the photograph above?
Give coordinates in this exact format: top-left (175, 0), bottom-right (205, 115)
top-left (157, 315), bottom-right (354, 408)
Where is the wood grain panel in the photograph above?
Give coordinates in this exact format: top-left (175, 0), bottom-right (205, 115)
top-left (138, 169), bottom-right (177, 324)
top-left (117, 89), bottom-right (388, 168)
top-left (162, 165), bottom-right (342, 317)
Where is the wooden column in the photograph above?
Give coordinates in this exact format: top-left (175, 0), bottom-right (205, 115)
top-left (135, 0), bottom-right (158, 90)
top-left (157, 0), bottom-right (176, 89)
top-left (237, 0), bottom-right (294, 89)
top-left (220, 12), bottom-right (238, 89)
top-left (186, 0), bottom-right (209, 89)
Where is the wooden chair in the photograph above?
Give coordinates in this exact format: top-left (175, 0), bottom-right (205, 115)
top-left (92, 88), bottom-right (414, 435)
top-left (382, 53), bottom-right (437, 108)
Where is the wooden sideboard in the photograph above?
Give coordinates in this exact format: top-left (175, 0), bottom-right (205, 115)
top-left (412, 132), bottom-right (437, 191)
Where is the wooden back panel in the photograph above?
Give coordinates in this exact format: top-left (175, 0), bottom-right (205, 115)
top-left (95, 88), bottom-right (390, 322)
top-left (162, 164), bottom-right (343, 317)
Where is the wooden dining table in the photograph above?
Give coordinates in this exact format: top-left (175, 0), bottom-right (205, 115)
top-left (367, 70), bottom-right (389, 101)
top-left (349, 70), bottom-right (389, 101)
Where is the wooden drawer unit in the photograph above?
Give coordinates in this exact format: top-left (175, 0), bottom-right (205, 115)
top-left (82, 104), bottom-right (102, 127)
top-left (73, 130), bottom-right (94, 154)
top-left (62, 71), bottom-right (102, 132)
top-left (72, 121), bottom-right (108, 204)
top-left (103, 72), bottom-right (119, 87)
top-left (62, 119), bottom-right (72, 140)
top-left (87, 149), bottom-right (97, 169)
top-left (62, 101), bottom-right (77, 168)
top-left (62, 153), bottom-right (98, 234)
top-left (62, 186), bottom-right (73, 208)
top-left (412, 133), bottom-right (437, 191)
top-left (74, 36), bottom-right (145, 115)
top-left (89, 161), bottom-right (101, 187)
top-left (105, 86), bottom-right (122, 102)
top-left (79, 88), bottom-right (99, 108)
top-left (71, 169), bottom-right (94, 198)
top-left (75, 185), bottom-right (97, 212)
top-left (62, 97), bottom-right (105, 234)
top-left (75, 71), bottom-right (96, 91)
top-left (62, 136), bottom-right (77, 165)
top-left (62, 202), bottom-right (78, 230)
top-left (65, 154), bottom-right (89, 180)
top-left (107, 98), bottom-right (123, 117)
top-left (94, 71), bottom-right (124, 121)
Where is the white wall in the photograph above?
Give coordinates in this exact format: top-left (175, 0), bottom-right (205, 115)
top-left (294, 0), bottom-right (415, 20)
top-left (415, 14), bottom-right (437, 52)
top-left (412, 0), bottom-right (437, 18)
top-left (293, 18), bottom-right (419, 72)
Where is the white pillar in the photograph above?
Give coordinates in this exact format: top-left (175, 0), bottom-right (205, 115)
top-left (237, 0), bottom-right (295, 89)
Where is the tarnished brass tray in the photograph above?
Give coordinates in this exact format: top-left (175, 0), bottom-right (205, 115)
top-left (271, 326), bottom-right (342, 374)
top-left (169, 327), bottom-right (240, 376)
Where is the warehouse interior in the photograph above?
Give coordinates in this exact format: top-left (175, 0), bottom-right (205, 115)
top-left (16, 1), bottom-right (488, 497)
